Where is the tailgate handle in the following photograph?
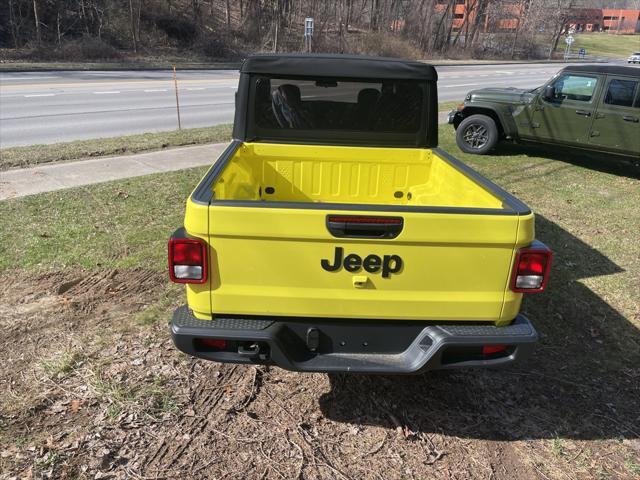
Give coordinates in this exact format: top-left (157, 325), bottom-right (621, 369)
top-left (326, 215), bottom-right (403, 239)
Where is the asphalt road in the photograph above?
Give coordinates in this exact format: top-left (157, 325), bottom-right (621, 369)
top-left (0, 62), bottom-right (619, 147)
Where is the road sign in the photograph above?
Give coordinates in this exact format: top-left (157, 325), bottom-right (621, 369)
top-left (565, 36), bottom-right (574, 45)
top-left (305, 17), bottom-right (314, 37)
top-left (304, 17), bottom-right (314, 53)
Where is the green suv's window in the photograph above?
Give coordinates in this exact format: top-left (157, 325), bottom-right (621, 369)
top-left (604, 79), bottom-right (638, 108)
top-left (551, 74), bottom-right (598, 102)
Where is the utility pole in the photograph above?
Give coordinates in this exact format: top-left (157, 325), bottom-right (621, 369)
top-left (173, 66), bottom-right (182, 130)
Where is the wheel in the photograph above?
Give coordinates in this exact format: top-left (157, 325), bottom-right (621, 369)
top-left (455, 114), bottom-right (499, 155)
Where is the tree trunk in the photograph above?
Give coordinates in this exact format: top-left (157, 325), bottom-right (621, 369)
top-left (548, 25), bottom-right (563, 59)
top-left (338, 0), bottom-right (344, 53)
top-left (80, 0), bottom-right (90, 35)
top-left (56, 10), bottom-right (61, 46)
top-left (273, 1), bottom-right (279, 52)
top-left (94, 5), bottom-right (104, 40)
top-left (32, 0), bottom-right (41, 45)
top-left (129, 0), bottom-right (137, 52)
top-left (225, 0), bottom-right (232, 31)
top-left (137, 0), bottom-right (142, 46)
top-left (510, 17), bottom-right (521, 59)
top-left (8, 0), bottom-right (19, 48)
top-left (466, 0), bottom-right (486, 50)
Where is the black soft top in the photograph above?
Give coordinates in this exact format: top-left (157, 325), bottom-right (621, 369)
top-left (563, 64), bottom-right (640, 78)
top-left (241, 54), bottom-right (438, 81)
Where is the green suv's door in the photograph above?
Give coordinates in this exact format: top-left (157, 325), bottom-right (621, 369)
top-left (531, 72), bottom-right (601, 146)
top-left (588, 75), bottom-right (640, 157)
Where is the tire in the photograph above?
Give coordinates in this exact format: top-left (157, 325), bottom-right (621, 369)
top-left (456, 114), bottom-right (499, 155)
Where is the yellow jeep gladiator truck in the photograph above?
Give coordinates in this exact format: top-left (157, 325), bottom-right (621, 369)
top-left (168, 54), bottom-right (552, 374)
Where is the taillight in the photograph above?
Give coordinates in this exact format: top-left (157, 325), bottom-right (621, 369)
top-left (168, 237), bottom-right (207, 284)
top-left (511, 244), bottom-right (552, 293)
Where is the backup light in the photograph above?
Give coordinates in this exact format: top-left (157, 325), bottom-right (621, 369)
top-left (511, 245), bottom-right (552, 293)
top-left (168, 237), bottom-right (207, 284)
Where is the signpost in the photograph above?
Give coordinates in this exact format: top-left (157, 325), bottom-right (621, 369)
top-left (304, 17), bottom-right (314, 53)
top-left (564, 35), bottom-right (574, 59)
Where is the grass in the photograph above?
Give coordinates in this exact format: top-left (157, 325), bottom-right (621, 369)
top-left (558, 33), bottom-right (640, 59)
top-left (0, 58), bottom-right (559, 73)
top-left (551, 436), bottom-right (565, 457)
top-left (39, 349), bottom-right (84, 380)
top-left (438, 100), bottom-right (462, 112)
top-left (0, 164), bottom-right (205, 271)
top-left (626, 460), bottom-right (640, 476)
top-left (88, 367), bottom-right (180, 421)
top-left (136, 288), bottom-right (182, 325)
top-left (0, 58), bottom-right (240, 72)
top-left (34, 451), bottom-right (61, 471)
top-left (0, 124), bottom-right (232, 171)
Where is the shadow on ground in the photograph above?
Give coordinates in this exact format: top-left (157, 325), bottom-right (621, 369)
top-left (493, 142), bottom-right (640, 179)
top-left (319, 215), bottom-right (640, 441)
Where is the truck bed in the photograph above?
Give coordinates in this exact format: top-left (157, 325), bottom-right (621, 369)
top-left (182, 142), bottom-right (534, 325)
top-left (211, 143), bottom-right (504, 209)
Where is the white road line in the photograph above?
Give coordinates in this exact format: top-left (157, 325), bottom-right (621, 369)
top-left (24, 93), bottom-right (56, 97)
top-left (93, 91), bottom-right (121, 94)
top-left (3, 76), bottom-right (57, 81)
top-left (442, 83), bottom-right (479, 88)
top-left (144, 89), bottom-right (168, 92)
top-left (185, 87), bottom-right (206, 91)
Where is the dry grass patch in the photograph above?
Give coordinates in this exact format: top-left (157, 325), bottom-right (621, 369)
top-left (0, 124), bottom-right (232, 170)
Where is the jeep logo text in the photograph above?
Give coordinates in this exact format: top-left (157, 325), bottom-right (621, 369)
top-left (321, 247), bottom-right (402, 278)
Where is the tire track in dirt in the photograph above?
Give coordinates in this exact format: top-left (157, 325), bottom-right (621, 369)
top-left (142, 363), bottom-right (253, 475)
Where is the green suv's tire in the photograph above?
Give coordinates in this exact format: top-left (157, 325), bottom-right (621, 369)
top-left (456, 114), bottom-right (499, 155)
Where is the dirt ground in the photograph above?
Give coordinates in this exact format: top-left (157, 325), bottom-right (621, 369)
top-left (1, 258), bottom-right (638, 479)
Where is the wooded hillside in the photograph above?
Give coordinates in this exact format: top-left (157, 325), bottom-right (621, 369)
top-left (1, 0), bottom-right (636, 61)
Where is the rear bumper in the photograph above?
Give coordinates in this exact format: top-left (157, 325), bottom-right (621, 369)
top-left (170, 307), bottom-right (537, 374)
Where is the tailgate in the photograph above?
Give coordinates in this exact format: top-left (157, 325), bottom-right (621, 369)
top-left (207, 206), bottom-right (531, 323)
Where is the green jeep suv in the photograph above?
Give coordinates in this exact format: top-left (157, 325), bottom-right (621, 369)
top-left (449, 65), bottom-right (640, 159)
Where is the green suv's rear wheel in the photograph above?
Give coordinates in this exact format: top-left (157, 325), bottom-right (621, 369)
top-left (456, 114), bottom-right (499, 155)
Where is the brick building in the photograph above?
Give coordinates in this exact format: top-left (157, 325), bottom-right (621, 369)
top-left (436, 0), bottom-right (523, 33)
top-left (601, 9), bottom-right (640, 33)
top-left (560, 8), bottom-right (640, 34)
top-left (436, 1), bottom-right (640, 34)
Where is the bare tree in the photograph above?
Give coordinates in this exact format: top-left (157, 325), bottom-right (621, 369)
top-left (128, 0), bottom-right (137, 52)
top-left (32, 0), bottom-right (41, 45)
